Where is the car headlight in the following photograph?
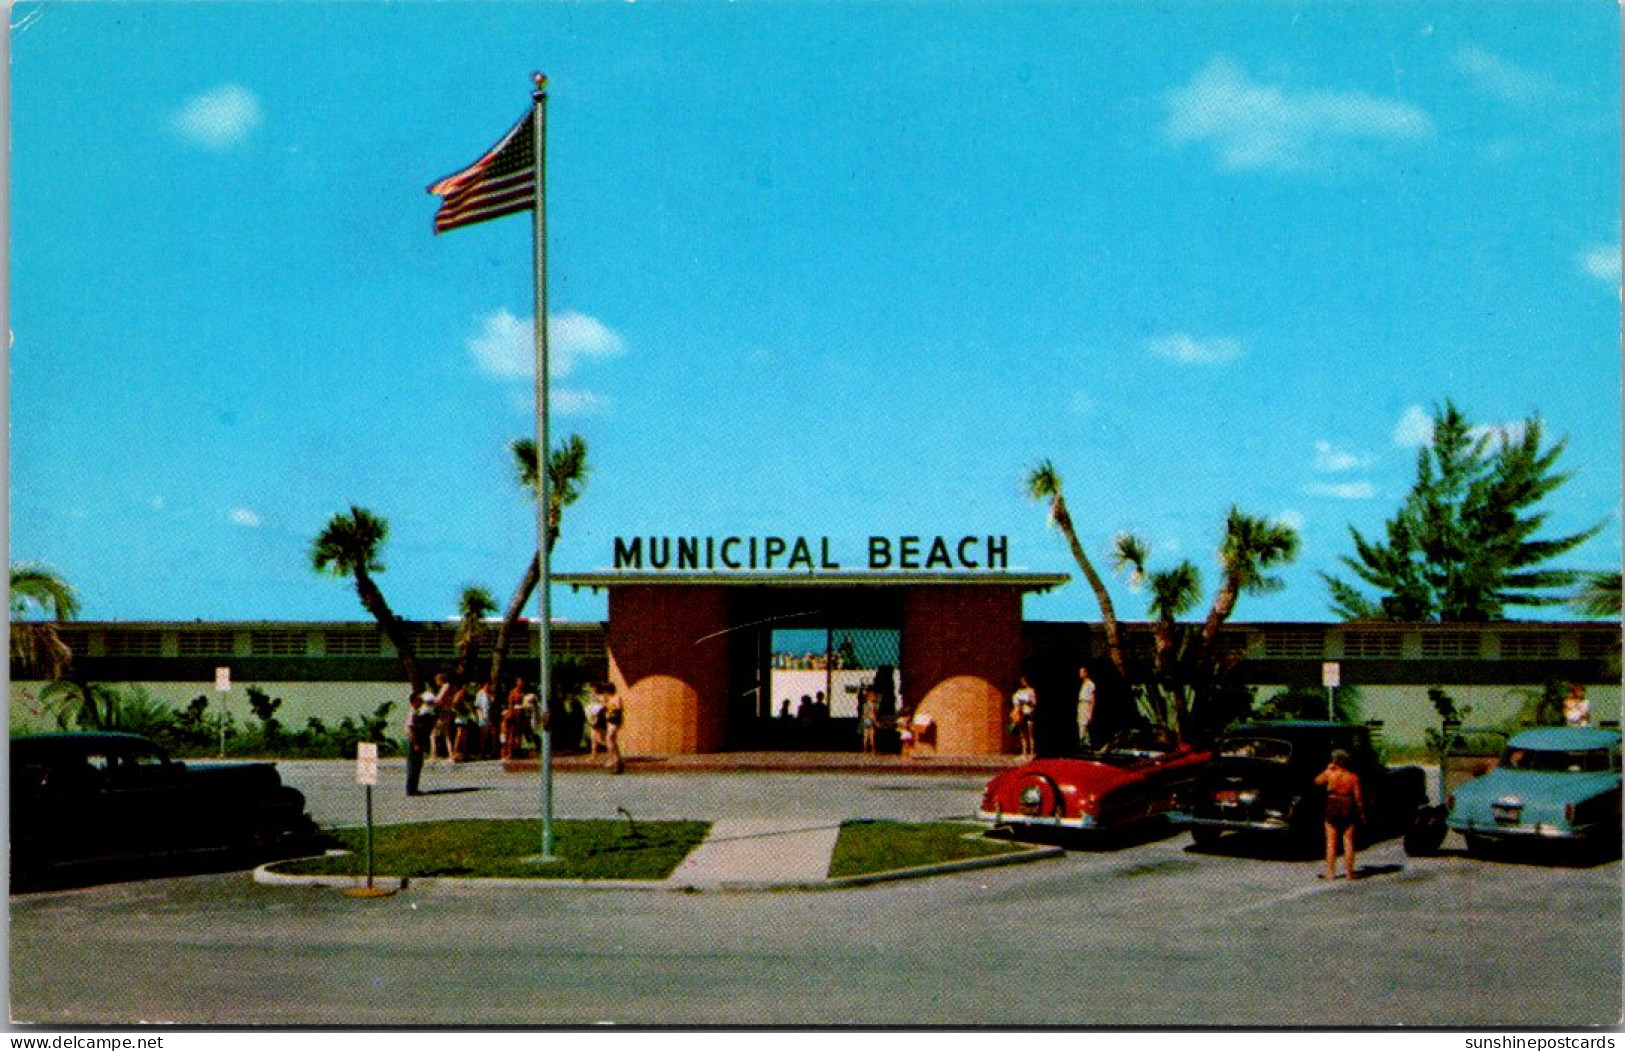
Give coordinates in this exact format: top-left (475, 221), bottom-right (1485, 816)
top-left (1238, 790), bottom-right (1259, 805)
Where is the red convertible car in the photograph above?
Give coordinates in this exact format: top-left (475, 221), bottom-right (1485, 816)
top-left (978, 732), bottom-right (1211, 836)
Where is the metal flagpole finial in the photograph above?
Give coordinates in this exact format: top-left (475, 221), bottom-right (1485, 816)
top-left (532, 72), bottom-right (549, 98)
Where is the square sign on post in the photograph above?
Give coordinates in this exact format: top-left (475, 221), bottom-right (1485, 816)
top-left (1321, 662), bottom-right (1341, 688)
top-left (356, 742), bottom-right (379, 786)
top-left (215, 667), bottom-right (231, 692)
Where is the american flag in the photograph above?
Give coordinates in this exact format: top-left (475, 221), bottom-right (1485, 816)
top-left (427, 109), bottom-right (538, 234)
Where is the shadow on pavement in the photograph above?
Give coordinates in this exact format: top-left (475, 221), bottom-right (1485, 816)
top-left (12, 833), bottom-right (337, 895)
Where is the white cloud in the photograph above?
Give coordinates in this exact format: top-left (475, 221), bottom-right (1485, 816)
top-left (1470, 421), bottom-right (1527, 449)
top-left (1068, 391), bottom-right (1099, 416)
top-left (1165, 56), bottom-right (1433, 172)
top-left (470, 310), bottom-right (532, 379)
top-left (553, 389), bottom-right (609, 416)
top-left (1392, 405), bottom-right (1434, 448)
top-left (172, 84), bottom-right (263, 149)
top-left (1149, 333), bottom-right (1244, 365)
top-left (149, 496), bottom-right (166, 511)
top-left (1314, 440), bottom-right (1372, 473)
top-left (1454, 46), bottom-right (1558, 106)
top-left (1276, 510), bottom-right (1307, 532)
top-left (1304, 481), bottom-right (1377, 500)
top-left (551, 312), bottom-right (626, 372)
top-left (1393, 404), bottom-right (1527, 450)
top-left (468, 309), bottom-right (626, 380)
top-left (229, 507), bottom-right (262, 528)
top-left (1579, 243), bottom-right (1622, 285)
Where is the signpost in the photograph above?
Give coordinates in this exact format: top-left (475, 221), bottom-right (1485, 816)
top-left (344, 742), bottom-right (394, 898)
top-left (1322, 661), bottom-right (1341, 721)
top-left (214, 667), bottom-right (231, 758)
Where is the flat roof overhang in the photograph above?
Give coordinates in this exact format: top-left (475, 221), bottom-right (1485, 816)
top-left (555, 572), bottom-right (1069, 594)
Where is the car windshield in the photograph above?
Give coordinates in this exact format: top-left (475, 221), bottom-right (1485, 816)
top-left (1218, 737), bottom-right (1292, 763)
top-left (1503, 747), bottom-right (1618, 773)
top-left (1095, 733), bottom-right (1178, 762)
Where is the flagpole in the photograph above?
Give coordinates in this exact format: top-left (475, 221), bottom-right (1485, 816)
top-left (530, 72), bottom-right (556, 861)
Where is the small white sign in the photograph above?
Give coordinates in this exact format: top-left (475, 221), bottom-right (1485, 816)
top-left (215, 666), bottom-right (231, 692)
top-left (356, 742), bottom-right (379, 786)
top-left (1321, 662), bottom-right (1341, 688)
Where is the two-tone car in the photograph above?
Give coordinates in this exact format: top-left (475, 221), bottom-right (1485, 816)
top-left (1171, 720), bottom-right (1428, 849)
top-left (1447, 725), bottom-right (1622, 856)
top-left (10, 731), bottom-right (319, 887)
top-left (978, 730), bottom-right (1210, 838)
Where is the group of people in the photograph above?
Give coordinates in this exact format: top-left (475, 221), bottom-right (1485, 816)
top-left (1008, 666), bottom-right (1096, 758)
top-left (403, 674), bottom-right (626, 795)
top-left (777, 692), bottom-right (832, 722)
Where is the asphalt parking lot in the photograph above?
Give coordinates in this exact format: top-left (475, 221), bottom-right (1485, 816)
top-left (9, 761), bottom-right (1622, 1027)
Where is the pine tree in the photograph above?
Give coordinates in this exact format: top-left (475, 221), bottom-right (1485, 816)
top-left (1323, 402), bottom-right (1601, 621)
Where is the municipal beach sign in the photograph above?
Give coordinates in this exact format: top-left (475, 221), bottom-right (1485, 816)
top-left (610, 534), bottom-right (1012, 573)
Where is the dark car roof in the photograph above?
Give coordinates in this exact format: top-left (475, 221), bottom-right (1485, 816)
top-left (13, 732), bottom-right (165, 753)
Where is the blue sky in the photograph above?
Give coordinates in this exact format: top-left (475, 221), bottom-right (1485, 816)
top-left (9, 1), bottom-right (1621, 627)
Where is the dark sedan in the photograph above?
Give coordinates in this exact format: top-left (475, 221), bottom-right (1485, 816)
top-left (1171, 721), bottom-right (1428, 849)
top-left (11, 732), bottom-right (318, 887)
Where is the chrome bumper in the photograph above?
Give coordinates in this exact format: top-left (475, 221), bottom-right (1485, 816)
top-left (977, 808), bottom-right (1095, 830)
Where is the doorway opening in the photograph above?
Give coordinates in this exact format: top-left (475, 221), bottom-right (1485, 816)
top-left (730, 623), bottom-right (901, 751)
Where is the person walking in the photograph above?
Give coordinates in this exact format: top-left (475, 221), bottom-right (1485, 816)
top-left (1076, 665), bottom-right (1097, 752)
top-left (451, 682), bottom-right (477, 762)
top-left (1315, 748), bottom-right (1366, 880)
top-left (429, 672), bottom-right (455, 762)
top-left (859, 687), bottom-right (880, 755)
top-left (474, 680), bottom-right (497, 758)
top-left (584, 689), bottom-right (608, 758)
top-left (403, 692), bottom-right (435, 796)
top-left (1011, 676), bottom-right (1037, 758)
top-left (1564, 684), bottom-right (1592, 726)
top-left (599, 683), bottom-right (625, 774)
top-left (505, 677), bottom-right (533, 759)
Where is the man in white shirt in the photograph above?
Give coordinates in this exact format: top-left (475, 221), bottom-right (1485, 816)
top-left (1077, 666), bottom-right (1097, 752)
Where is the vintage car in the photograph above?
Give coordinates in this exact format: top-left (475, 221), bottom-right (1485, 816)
top-left (1171, 720), bottom-right (1428, 849)
top-left (11, 731), bottom-right (318, 886)
top-left (1447, 726), bottom-right (1622, 855)
top-left (977, 731), bottom-right (1210, 837)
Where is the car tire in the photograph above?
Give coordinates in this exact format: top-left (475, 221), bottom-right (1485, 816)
top-left (1403, 806), bottom-right (1448, 857)
top-left (1190, 825), bottom-right (1224, 848)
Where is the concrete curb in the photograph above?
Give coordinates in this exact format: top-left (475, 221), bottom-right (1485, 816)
top-left (253, 841), bottom-right (1064, 893)
top-left (670, 843), bottom-right (1067, 892)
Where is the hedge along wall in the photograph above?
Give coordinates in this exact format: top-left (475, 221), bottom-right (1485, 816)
top-left (9, 680), bottom-right (408, 739)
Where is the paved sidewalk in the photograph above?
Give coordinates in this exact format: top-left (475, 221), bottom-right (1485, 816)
top-left (665, 817), bottom-right (844, 889)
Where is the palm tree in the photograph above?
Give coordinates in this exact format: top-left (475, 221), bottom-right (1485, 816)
top-left (1570, 571), bottom-right (1623, 620)
top-left (1109, 509), bottom-right (1300, 745)
top-left (489, 434), bottom-right (591, 690)
top-left (310, 505), bottom-right (423, 695)
top-left (1202, 508), bottom-right (1300, 651)
top-left (39, 679), bottom-right (122, 730)
top-left (1027, 460), bottom-right (1127, 680)
top-left (452, 584), bottom-right (497, 686)
top-left (10, 561), bottom-right (79, 680)
top-left (1111, 535), bottom-right (1200, 732)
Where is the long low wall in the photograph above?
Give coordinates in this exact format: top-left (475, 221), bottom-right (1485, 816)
top-left (13, 678), bottom-right (1619, 752)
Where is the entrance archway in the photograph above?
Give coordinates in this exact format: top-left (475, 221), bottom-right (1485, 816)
top-left (556, 571), bottom-right (1067, 757)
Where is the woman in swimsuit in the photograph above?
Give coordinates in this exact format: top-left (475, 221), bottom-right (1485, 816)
top-left (1314, 748), bottom-right (1366, 880)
